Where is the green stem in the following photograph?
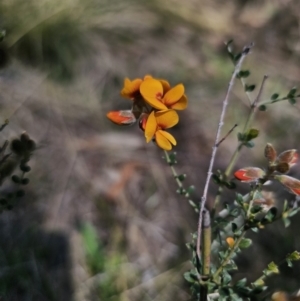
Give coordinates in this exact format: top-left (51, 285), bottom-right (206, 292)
top-left (212, 231), bottom-right (246, 282)
top-left (163, 150), bottom-right (183, 189)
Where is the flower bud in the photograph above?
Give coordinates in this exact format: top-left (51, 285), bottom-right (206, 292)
top-left (106, 110), bottom-right (136, 126)
top-left (277, 149), bottom-right (298, 167)
top-left (264, 143), bottom-right (277, 163)
top-left (226, 237), bottom-right (235, 248)
top-left (234, 167), bottom-right (265, 182)
top-left (275, 175), bottom-right (300, 195)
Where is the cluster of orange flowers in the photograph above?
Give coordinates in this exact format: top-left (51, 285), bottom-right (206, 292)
top-left (106, 75), bottom-right (188, 150)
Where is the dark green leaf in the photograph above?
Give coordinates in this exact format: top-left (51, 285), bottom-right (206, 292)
top-left (235, 278), bottom-right (247, 288)
top-left (11, 175), bottom-right (21, 183)
top-left (262, 207), bottom-right (277, 223)
top-left (21, 178), bottom-right (30, 185)
top-left (245, 84), bottom-right (256, 92)
top-left (234, 53), bottom-right (242, 63)
top-left (232, 222), bottom-right (238, 233)
top-left (239, 70), bottom-right (250, 78)
top-left (288, 98), bottom-right (296, 105)
top-left (287, 87), bottom-right (297, 97)
top-left (236, 194), bottom-right (244, 205)
top-left (259, 105), bottom-right (267, 111)
top-left (271, 93), bottom-right (279, 100)
top-left (224, 181), bottom-right (236, 189)
top-left (212, 174), bottom-right (221, 184)
top-left (176, 174), bottom-right (186, 181)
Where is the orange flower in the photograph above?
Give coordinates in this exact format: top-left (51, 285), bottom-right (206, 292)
top-left (106, 110), bottom-right (136, 126)
top-left (144, 110), bottom-right (179, 150)
top-left (140, 78), bottom-right (187, 111)
top-left (120, 77), bottom-right (143, 99)
top-left (120, 75), bottom-right (157, 100)
top-left (234, 167), bottom-right (265, 183)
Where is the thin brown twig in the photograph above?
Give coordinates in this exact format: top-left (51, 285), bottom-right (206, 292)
top-left (216, 124), bottom-right (238, 147)
top-left (196, 44), bottom-right (253, 261)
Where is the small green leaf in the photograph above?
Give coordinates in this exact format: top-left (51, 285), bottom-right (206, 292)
top-left (234, 53), bottom-right (242, 63)
top-left (245, 128), bottom-right (259, 141)
top-left (232, 222), bottom-right (238, 233)
top-left (235, 278), bottom-right (247, 288)
top-left (236, 193), bottom-right (244, 205)
top-left (271, 93), bottom-right (279, 100)
top-left (259, 105), bottom-right (267, 111)
top-left (283, 217), bottom-right (291, 228)
top-left (21, 178), bottom-right (30, 185)
top-left (239, 70), bottom-right (250, 78)
top-left (262, 207), bottom-right (277, 223)
top-left (183, 271), bottom-right (198, 283)
top-left (11, 175), bottom-right (21, 183)
top-left (288, 98), bottom-right (296, 105)
top-left (287, 87), bottom-right (297, 97)
top-left (239, 238), bottom-right (252, 249)
top-left (244, 141), bottom-right (255, 148)
top-left (245, 84), bottom-right (256, 92)
top-left (237, 132), bottom-right (244, 141)
top-left (286, 259), bottom-right (293, 267)
top-left (224, 181), bottom-right (236, 189)
top-left (222, 270), bottom-right (232, 285)
top-left (176, 174), bottom-right (186, 181)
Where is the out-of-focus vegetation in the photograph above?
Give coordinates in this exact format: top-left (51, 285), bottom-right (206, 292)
top-left (0, 0), bottom-right (300, 300)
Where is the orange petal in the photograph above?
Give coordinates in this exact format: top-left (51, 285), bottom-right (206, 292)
top-left (144, 74), bottom-right (153, 80)
top-left (121, 78), bottom-right (142, 98)
top-left (169, 94), bottom-right (188, 110)
top-left (106, 110), bottom-right (136, 125)
top-left (155, 130), bottom-right (173, 150)
top-left (140, 79), bottom-right (167, 110)
top-left (159, 79), bottom-right (171, 93)
top-left (163, 84), bottom-right (184, 106)
top-left (159, 130), bottom-right (176, 145)
top-left (155, 110), bottom-right (179, 129)
top-left (145, 111), bottom-right (157, 143)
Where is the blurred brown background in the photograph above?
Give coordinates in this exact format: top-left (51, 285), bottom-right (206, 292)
top-left (0, 0), bottom-right (300, 300)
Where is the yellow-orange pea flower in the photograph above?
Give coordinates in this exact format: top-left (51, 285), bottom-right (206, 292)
top-left (140, 78), bottom-right (188, 111)
top-left (120, 75), bottom-right (156, 99)
top-left (144, 110), bottom-right (179, 150)
top-left (120, 77), bottom-right (143, 99)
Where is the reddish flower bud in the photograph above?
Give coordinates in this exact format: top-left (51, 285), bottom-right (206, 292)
top-left (275, 175), bottom-right (300, 195)
top-left (106, 110), bottom-right (136, 126)
top-left (264, 143), bottom-right (277, 163)
top-left (277, 149), bottom-right (298, 167)
top-left (234, 167), bottom-right (265, 183)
